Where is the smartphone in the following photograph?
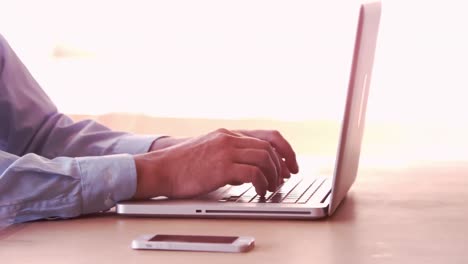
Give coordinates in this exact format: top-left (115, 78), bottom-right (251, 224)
top-left (131, 234), bottom-right (255, 253)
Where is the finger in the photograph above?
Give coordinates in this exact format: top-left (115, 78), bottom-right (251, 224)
top-left (230, 164), bottom-right (269, 196)
top-left (233, 137), bottom-right (282, 179)
top-left (281, 160), bottom-right (291, 179)
top-left (275, 161), bottom-right (289, 187)
top-left (212, 128), bottom-right (242, 137)
top-left (236, 130), bottom-right (299, 174)
top-left (233, 137), bottom-right (282, 190)
top-left (233, 148), bottom-right (279, 192)
top-left (272, 148), bottom-right (284, 186)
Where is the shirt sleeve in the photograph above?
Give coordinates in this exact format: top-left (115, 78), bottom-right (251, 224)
top-left (26, 113), bottom-right (163, 158)
top-left (0, 150), bottom-right (137, 227)
top-left (0, 34), bottom-right (158, 226)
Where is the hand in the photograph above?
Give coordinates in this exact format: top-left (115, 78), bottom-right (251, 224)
top-left (233, 129), bottom-right (299, 177)
top-left (149, 136), bottom-right (190, 151)
top-left (132, 128), bottom-right (299, 200)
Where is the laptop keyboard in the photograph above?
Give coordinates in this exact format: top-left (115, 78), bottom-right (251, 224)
top-left (218, 177), bottom-right (329, 204)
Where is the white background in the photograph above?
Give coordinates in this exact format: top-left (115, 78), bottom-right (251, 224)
top-left (0, 0), bottom-right (467, 125)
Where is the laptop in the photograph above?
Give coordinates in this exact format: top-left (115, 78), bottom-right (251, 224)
top-left (117, 1), bottom-right (381, 220)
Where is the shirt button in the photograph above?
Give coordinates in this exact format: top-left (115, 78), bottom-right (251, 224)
top-left (104, 198), bottom-right (114, 207)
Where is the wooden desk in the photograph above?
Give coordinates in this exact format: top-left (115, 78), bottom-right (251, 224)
top-left (1, 161), bottom-right (467, 263)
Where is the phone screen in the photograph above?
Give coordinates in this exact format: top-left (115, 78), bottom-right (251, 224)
top-left (150, 234), bottom-right (238, 244)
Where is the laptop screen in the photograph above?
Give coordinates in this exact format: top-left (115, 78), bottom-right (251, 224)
top-left (328, 1), bottom-right (382, 215)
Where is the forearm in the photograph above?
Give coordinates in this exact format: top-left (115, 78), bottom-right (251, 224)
top-left (30, 112), bottom-right (162, 158)
top-left (0, 150), bottom-right (136, 226)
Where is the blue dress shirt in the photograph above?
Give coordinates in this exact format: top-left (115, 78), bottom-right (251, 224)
top-left (0, 34), bottom-right (159, 227)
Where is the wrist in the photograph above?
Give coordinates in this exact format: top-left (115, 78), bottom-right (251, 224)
top-left (149, 136), bottom-right (187, 152)
top-left (132, 151), bottom-right (172, 200)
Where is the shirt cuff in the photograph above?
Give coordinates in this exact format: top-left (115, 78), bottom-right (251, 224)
top-left (113, 135), bottom-right (166, 154)
top-left (76, 154), bottom-right (137, 214)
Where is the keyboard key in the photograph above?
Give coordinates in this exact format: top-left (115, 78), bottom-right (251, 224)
top-left (266, 195), bottom-right (284, 203)
top-left (241, 186), bottom-right (257, 198)
top-left (308, 179), bottom-right (332, 204)
top-left (220, 185), bottom-right (252, 202)
top-left (226, 184), bottom-right (252, 197)
top-left (245, 177), bottom-right (308, 204)
top-left (234, 186), bottom-right (258, 202)
top-left (267, 177), bottom-right (302, 200)
top-left (297, 178), bottom-right (326, 204)
top-left (250, 196), bottom-right (268, 203)
top-left (281, 198), bottom-right (300, 203)
top-left (227, 196), bottom-right (241, 202)
top-left (236, 197), bottom-right (254, 203)
top-left (284, 179), bottom-right (315, 202)
top-left (269, 192), bottom-right (286, 200)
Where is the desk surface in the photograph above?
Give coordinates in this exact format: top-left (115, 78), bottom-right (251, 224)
top-left (1, 161), bottom-right (468, 264)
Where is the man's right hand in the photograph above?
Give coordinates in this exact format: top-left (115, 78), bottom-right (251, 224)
top-left (132, 128), bottom-right (298, 200)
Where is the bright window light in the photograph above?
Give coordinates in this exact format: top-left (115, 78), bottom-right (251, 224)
top-left (0, 0), bottom-right (467, 125)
